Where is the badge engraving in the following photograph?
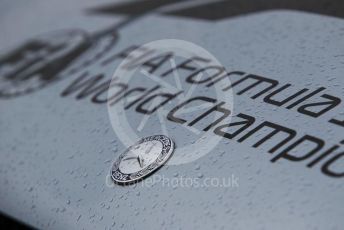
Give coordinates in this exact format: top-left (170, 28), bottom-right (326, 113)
top-left (111, 135), bottom-right (174, 184)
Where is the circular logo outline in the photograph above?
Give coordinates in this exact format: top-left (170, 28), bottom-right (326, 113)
top-left (111, 135), bottom-right (174, 184)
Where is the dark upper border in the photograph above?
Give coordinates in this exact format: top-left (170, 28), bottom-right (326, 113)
top-left (90, 0), bottom-right (344, 21)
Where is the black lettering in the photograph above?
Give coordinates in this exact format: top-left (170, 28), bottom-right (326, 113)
top-left (214, 113), bottom-right (255, 139)
top-left (61, 73), bottom-right (110, 100)
top-left (329, 117), bottom-right (344, 128)
top-left (307, 145), bottom-right (340, 168)
top-left (123, 85), bottom-right (160, 109)
top-left (297, 94), bottom-right (341, 117)
top-left (286, 87), bottom-right (326, 109)
top-left (167, 96), bottom-right (217, 124)
top-left (271, 135), bottom-right (324, 162)
top-left (121, 48), bottom-right (155, 70)
top-left (92, 81), bottom-right (128, 104)
top-left (206, 71), bottom-right (245, 87)
top-left (141, 52), bottom-right (173, 74)
top-left (188, 102), bottom-right (231, 131)
top-left (263, 84), bottom-right (309, 106)
top-left (237, 121), bottom-right (296, 153)
top-left (109, 87), bottom-right (145, 106)
top-left (186, 65), bottom-right (225, 84)
top-left (321, 153), bottom-right (344, 178)
top-left (161, 56), bottom-right (210, 77)
top-left (223, 74), bottom-right (279, 99)
top-left (136, 91), bottom-right (182, 115)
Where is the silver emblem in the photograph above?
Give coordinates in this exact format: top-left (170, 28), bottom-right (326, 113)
top-left (111, 135), bottom-right (174, 184)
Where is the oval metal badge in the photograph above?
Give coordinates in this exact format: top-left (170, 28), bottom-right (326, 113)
top-left (111, 135), bottom-right (174, 184)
